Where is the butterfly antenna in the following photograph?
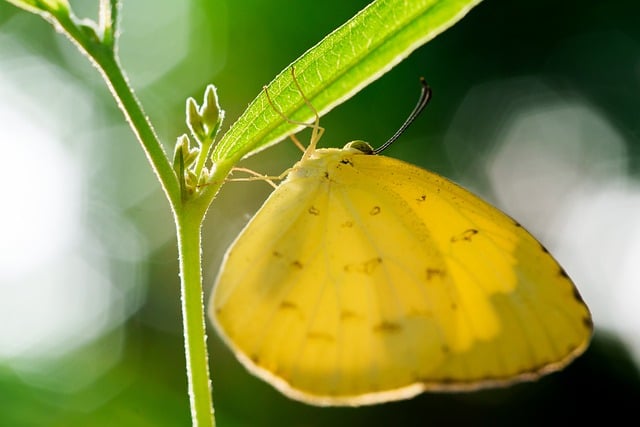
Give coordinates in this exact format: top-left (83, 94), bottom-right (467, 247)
top-left (373, 78), bottom-right (432, 155)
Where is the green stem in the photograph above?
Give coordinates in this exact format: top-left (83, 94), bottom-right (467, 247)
top-left (43, 8), bottom-right (214, 426)
top-left (193, 137), bottom-right (213, 184)
top-left (177, 208), bottom-right (215, 427)
top-left (51, 10), bottom-right (181, 207)
top-left (93, 51), bottom-right (181, 206)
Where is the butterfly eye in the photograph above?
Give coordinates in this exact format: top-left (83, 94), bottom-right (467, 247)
top-left (342, 140), bottom-right (374, 154)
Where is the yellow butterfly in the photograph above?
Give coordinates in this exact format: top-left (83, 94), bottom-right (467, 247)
top-left (209, 76), bottom-right (592, 406)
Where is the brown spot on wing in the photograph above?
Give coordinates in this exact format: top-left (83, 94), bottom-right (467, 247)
top-left (374, 321), bottom-right (402, 334)
top-left (340, 310), bottom-right (360, 321)
top-left (344, 257), bottom-right (383, 274)
top-left (438, 377), bottom-right (455, 385)
top-left (279, 300), bottom-right (298, 310)
top-left (426, 268), bottom-right (446, 281)
top-left (307, 331), bottom-right (335, 342)
top-left (451, 229), bottom-right (479, 243)
top-left (572, 287), bottom-right (586, 303)
top-left (559, 268), bottom-right (570, 279)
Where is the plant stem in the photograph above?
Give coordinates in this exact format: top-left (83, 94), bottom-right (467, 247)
top-left (90, 42), bottom-right (216, 427)
top-left (51, 10), bottom-right (181, 207)
top-left (45, 9), bottom-right (214, 425)
top-left (92, 50), bottom-right (182, 206)
top-left (177, 207), bottom-right (215, 427)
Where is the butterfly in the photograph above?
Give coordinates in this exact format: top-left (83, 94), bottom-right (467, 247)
top-left (209, 75), bottom-right (592, 406)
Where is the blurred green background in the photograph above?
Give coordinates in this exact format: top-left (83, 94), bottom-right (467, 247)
top-left (1, 0), bottom-right (640, 425)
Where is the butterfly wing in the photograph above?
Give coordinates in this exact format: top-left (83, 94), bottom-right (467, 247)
top-left (210, 148), bottom-right (592, 406)
top-left (345, 153), bottom-right (592, 388)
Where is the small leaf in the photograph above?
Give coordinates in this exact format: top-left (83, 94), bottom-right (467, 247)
top-left (187, 98), bottom-right (206, 143)
top-left (173, 134), bottom-right (191, 175)
top-left (201, 85), bottom-right (224, 138)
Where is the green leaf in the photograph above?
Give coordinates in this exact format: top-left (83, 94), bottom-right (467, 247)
top-left (5, 0), bottom-right (69, 15)
top-left (211, 0), bottom-right (483, 164)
